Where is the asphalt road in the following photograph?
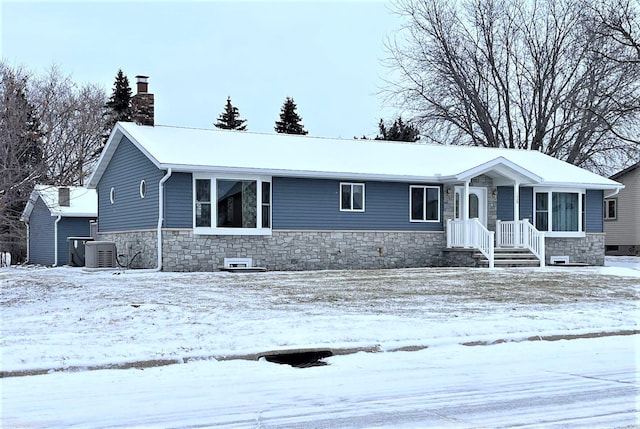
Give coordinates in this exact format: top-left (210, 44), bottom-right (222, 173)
top-left (2, 335), bottom-right (638, 428)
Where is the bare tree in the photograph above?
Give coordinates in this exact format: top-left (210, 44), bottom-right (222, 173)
top-left (385, 0), bottom-right (640, 173)
top-left (31, 65), bottom-right (109, 186)
top-left (591, 0), bottom-right (640, 63)
top-left (0, 63), bottom-right (45, 261)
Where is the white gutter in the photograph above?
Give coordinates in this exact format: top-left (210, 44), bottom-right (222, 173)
top-left (604, 186), bottom-right (623, 199)
top-left (155, 168), bottom-right (173, 271)
top-left (53, 215), bottom-right (62, 266)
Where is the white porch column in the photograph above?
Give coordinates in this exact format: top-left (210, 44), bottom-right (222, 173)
top-left (463, 180), bottom-right (470, 247)
top-left (513, 181), bottom-right (520, 247)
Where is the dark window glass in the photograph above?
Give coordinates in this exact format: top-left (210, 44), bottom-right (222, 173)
top-left (411, 187), bottom-right (424, 220)
top-left (217, 180), bottom-right (257, 228)
top-left (426, 187), bottom-right (439, 220)
top-left (262, 182), bottom-right (271, 228)
top-left (195, 179), bottom-right (211, 227)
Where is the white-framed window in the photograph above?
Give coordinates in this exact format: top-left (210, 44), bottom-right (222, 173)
top-left (410, 185), bottom-right (440, 222)
top-left (534, 188), bottom-right (585, 237)
top-left (139, 180), bottom-right (146, 198)
top-left (193, 174), bottom-right (271, 235)
top-left (109, 187), bottom-right (116, 204)
top-left (604, 199), bottom-right (617, 220)
top-left (340, 183), bottom-right (365, 212)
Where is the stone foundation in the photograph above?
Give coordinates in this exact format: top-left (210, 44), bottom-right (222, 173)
top-left (97, 230), bottom-right (607, 271)
top-left (98, 229), bottom-right (447, 272)
top-left (545, 233), bottom-right (605, 266)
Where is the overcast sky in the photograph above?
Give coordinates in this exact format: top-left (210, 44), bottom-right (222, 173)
top-left (1, 1), bottom-right (404, 138)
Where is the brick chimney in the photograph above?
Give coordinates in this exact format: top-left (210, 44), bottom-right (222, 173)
top-left (131, 75), bottom-right (154, 126)
top-left (58, 187), bottom-right (70, 207)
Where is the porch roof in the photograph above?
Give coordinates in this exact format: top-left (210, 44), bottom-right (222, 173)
top-left (87, 123), bottom-right (623, 191)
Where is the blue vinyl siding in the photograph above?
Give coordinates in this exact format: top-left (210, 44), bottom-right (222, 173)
top-left (28, 197), bottom-right (55, 265)
top-left (57, 217), bottom-right (94, 266)
top-left (585, 189), bottom-right (604, 233)
top-left (519, 187), bottom-right (534, 220)
top-left (496, 187), bottom-right (514, 221)
top-left (496, 186), bottom-right (533, 221)
top-left (165, 172), bottom-right (193, 228)
top-left (27, 197), bottom-right (94, 265)
top-left (97, 136), bottom-right (165, 232)
top-left (272, 177), bottom-right (443, 231)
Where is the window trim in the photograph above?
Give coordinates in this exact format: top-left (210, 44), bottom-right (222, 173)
top-left (139, 180), bottom-right (146, 199)
top-left (109, 187), bottom-right (116, 204)
top-left (339, 182), bottom-right (365, 212)
top-left (533, 187), bottom-right (585, 237)
top-left (409, 185), bottom-right (441, 223)
top-left (192, 174), bottom-right (272, 236)
top-left (604, 198), bottom-right (617, 221)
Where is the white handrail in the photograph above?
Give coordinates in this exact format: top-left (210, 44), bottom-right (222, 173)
top-left (496, 219), bottom-right (545, 267)
top-left (447, 219), bottom-right (495, 268)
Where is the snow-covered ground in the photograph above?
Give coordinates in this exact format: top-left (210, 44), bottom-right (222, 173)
top-left (1, 257), bottom-right (638, 427)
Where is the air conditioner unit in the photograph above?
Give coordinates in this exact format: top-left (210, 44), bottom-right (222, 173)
top-left (85, 241), bottom-right (117, 269)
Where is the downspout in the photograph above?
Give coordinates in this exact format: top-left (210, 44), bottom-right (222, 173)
top-left (604, 187), bottom-right (622, 199)
top-left (54, 215), bottom-right (62, 266)
top-left (155, 168), bottom-right (173, 271)
top-left (25, 223), bottom-right (30, 263)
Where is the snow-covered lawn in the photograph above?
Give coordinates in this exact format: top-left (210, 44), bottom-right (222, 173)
top-left (1, 257), bottom-right (638, 428)
top-left (1, 258), bottom-right (638, 374)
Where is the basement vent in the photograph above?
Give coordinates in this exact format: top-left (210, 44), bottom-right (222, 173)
top-left (221, 257), bottom-right (267, 272)
top-left (85, 241), bottom-right (117, 269)
top-left (224, 257), bottom-right (253, 269)
top-left (550, 256), bottom-right (570, 265)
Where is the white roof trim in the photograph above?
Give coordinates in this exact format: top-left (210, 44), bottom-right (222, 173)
top-left (455, 156), bottom-right (542, 183)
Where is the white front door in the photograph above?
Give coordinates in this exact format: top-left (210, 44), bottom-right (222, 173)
top-left (454, 187), bottom-right (487, 227)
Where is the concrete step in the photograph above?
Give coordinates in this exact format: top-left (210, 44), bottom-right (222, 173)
top-left (475, 247), bottom-right (542, 267)
top-left (478, 259), bottom-right (542, 267)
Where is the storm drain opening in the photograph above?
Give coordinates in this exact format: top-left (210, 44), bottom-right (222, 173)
top-left (261, 350), bottom-right (334, 368)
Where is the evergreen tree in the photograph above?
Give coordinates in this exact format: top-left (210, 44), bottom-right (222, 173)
top-left (375, 117), bottom-right (420, 142)
top-left (106, 69), bottom-right (132, 123)
top-left (214, 96), bottom-right (247, 131)
top-left (274, 97), bottom-right (308, 135)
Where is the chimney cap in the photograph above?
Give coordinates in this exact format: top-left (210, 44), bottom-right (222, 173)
top-left (135, 75), bottom-right (149, 82)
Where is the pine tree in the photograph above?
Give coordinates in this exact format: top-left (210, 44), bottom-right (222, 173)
top-left (274, 97), bottom-right (308, 135)
top-left (375, 117), bottom-right (420, 142)
top-left (106, 69), bottom-right (132, 123)
top-left (214, 96), bottom-right (247, 131)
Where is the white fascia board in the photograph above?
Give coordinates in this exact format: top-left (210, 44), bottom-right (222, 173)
top-left (19, 189), bottom-right (40, 222)
top-left (87, 123), bottom-right (162, 189)
top-left (161, 163), bottom-right (449, 183)
top-left (455, 157), bottom-right (542, 183)
top-left (49, 212), bottom-right (97, 218)
top-left (86, 126), bottom-right (123, 189)
top-left (538, 181), bottom-right (624, 190)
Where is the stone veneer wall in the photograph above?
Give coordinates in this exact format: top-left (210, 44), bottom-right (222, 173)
top-left (545, 233), bottom-right (605, 266)
top-left (99, 229), bottom-right (446, 271)
top-left (97, 230), bottom-right (158, 269)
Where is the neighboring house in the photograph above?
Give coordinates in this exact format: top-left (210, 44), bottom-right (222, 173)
top-left (20, 185), bottom-right (97, 266)
top-left (604, 162), bottom-right (639, 256)
top-left (86, 121), bottom-right (623, 271)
